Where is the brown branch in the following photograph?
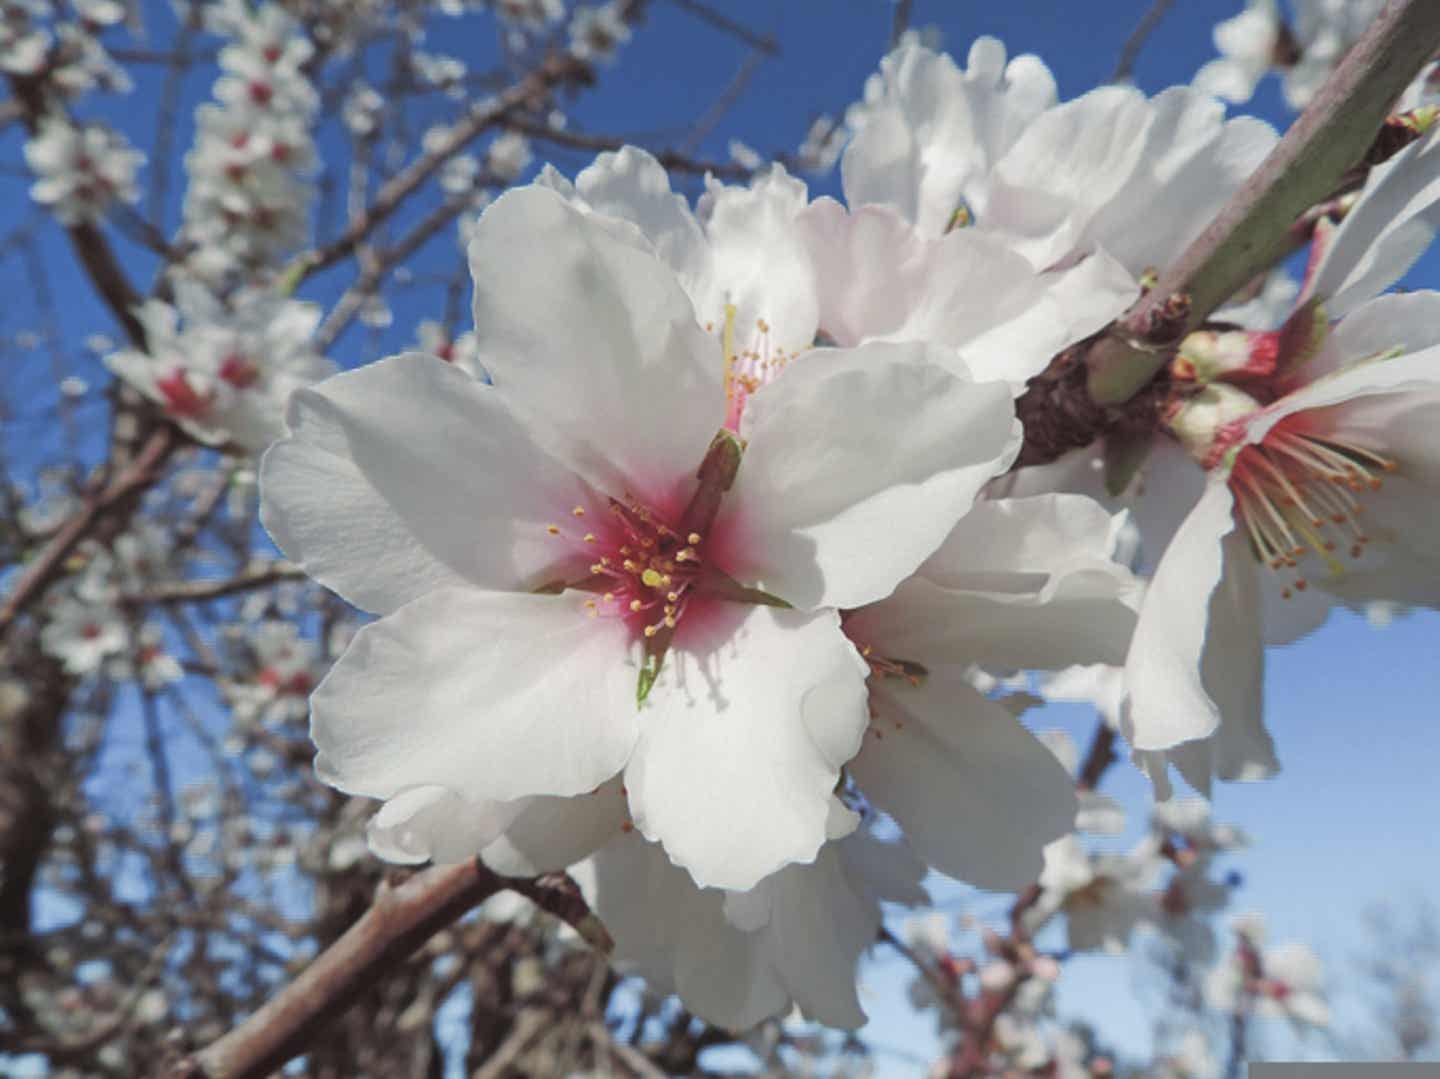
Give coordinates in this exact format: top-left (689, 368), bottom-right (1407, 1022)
top-left (506, 120), bottom-right (756, 179)
top-left (944, 719), bottom-right (1121, 1078)
top-left (293, 52), bottom-right (592, 283)
top-left (667, 0), bottom-right (779, 56)
top-left (176, 865), bottom-right (605, 1079)
top-left (120, 562), bottom-right (307, 606)
top-left (1109, 0), bottom-right (1178, 83)
top-left (0, 426), bottom-right (178, 639)
top-left (890, 0), bottom-right (914, 49)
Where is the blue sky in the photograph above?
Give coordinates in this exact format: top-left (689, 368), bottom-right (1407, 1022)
top-left (3, 0), bottom-right (1437, 1072)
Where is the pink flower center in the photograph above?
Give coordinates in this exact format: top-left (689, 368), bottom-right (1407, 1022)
top-left (81, 623), bottom-right (102, 640)
top-left (219, 353), bottom-right (261, 389)
top-left (547, 499), bottom-right (708, 642)
top-left (1229, 418), bottom-right (1397, 599)
top-left (157, 369), bottom-right (213, 419)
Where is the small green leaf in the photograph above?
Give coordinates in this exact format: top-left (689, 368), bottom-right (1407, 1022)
top-left (636, 655), bottom-right (659, 707)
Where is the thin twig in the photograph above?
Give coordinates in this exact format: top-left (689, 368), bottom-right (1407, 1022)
top-left (0, 426), bottom-right (178, 638)
top-left (177, 866), bottom-right (605, 1079)
top-left (667, 0), bottom-right (779, 56)
top-left (1109, 0), bottom-right (1178, 83)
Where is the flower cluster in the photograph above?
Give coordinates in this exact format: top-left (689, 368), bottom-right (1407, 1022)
top-left (106, 283), bottom-right (335, 453)
top-left (39, 524), bottom-right (181, 688)
top-left (1193, 0), bottom-right (1429, 109)
top-left (243, 23), bottom-right (1440, 1044)
top-left (23, 116), bottom-right (143, 226)
top-left (182, 0), bottom-right (320, 280)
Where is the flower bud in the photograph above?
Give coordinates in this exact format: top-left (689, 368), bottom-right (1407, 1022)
top-left (1164, 383), bottom-right (1264, 468)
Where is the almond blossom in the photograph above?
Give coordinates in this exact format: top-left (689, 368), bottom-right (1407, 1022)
top-left (181, 0), bottom-right (319, 278)
top-left (261, 182), bottom-right (1022, 892)
top-left (351, 491), bottom-right (1139, 1027)
top-left (835, 39), bottom-right (1277, 381)
top-left (106, 282), bottom-right (334, 453)
top-left (1124, 127), bottom-right (1440, 771)
top-left (24, 116), bottom-right (143, 225)
top-left (1206, 914), bottom-right (1331, 1028)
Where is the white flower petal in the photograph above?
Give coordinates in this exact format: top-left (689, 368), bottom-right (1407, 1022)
top-left (261, 353), bottom-right (597, 614)
top-left (480, 782), bottom-right (629, 876)
top-left (798, 199), bottom-right (1068, 386)
top-left (853, 668), bottom-right (1077, 890)
top-left (1125, 480), bottom-right (1244, 750)
top-left (1308, 130), bottom-right (1440, 317)
top-left (723, 343), bottom-right (1018, 610)
top-left (366, 786), bottom-right (521, 865)
top-left (842, 40), bottom-right (1057, 236)
top-left (624, 606), bottom-right (869, 891)
top-left (572, 145), bottom-right (709, 283)
top-left (311, 588), bottom-right (639, 804)
top-left (467, 185), bottom-right (724, 504)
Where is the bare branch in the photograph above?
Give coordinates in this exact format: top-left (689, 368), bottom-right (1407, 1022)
top-left (1109, 0), bottom-right (1178, 83)
top-left (0, 426), bottom-right (179, 639)
top-left (177, 864), bottom-right (606, 1079)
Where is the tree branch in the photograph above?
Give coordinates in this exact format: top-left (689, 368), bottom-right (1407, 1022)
top-left (175, 863), bottom-right (606, 1079)
top-left (0, 426), bottom-right (178, 639)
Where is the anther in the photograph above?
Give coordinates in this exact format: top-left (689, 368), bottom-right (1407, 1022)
top-left (546, 524), bottom-right (560, 535)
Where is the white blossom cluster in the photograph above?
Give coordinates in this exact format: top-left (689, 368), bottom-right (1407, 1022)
top-left (39, 523), bottom-right (182, 688)
top-left (1192, 0), bottom-right (1424, 108)
top-left (2, 0), bottom-right (130, 89)
top-left (14, 0), bottom-right (142, 227)
top-left (247, 27), bottom-right (1440, 1036)
top-left (23, 116), bottom-right (143, 225)
top-left (105, 282), bottom-right (335, 453)
top-left (181, 0), bottom-right (320, 280)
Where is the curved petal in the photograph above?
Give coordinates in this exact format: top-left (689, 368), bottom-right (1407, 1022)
top-left (1307, 130), bottom-right (1440, 317)
top-left (311, 588), bottom-right (640, 804)
top-left (581, 827), bottom-right (925, 1031)
top-left (853, 668), bottom-right (1077, 890)
top-left (1201, 532), bottom-right (1276, 781)
top-left (260, 352), bottom-right (597, 614)
top-left (580, 831), bottom-right (789, 1028)
top-left (366, 786), bottom-right (521, 865)
top-left (572, 145), bottom-right (709, 283)
top-left (984, 85), bottom-right (1154, 268)
top-left (920, 494), bottom-right (1132, 582)
top-left (798, 199), bottom-right (1067, 386)
top-left (694, 166), bottom-right (820, 356)
top-left (624, 606), bottom-right (870, 892)
top-left (841, 40), bottom-right (1057, 236)
top-left (722, 342), bottom-right (1019, 610)
top-left (480, 781), bottom-right (629, 876)
top-left (1124, 480), bottom-right (1245, 751)
top-left (467, 185), bottom-right (724, 504)
top-left (1294, 291), bottom-right (1440, 384)
top-left (845, 563), bottom-right (1140, 675)
top-left (1083, 89), bottom-right (1275, 276)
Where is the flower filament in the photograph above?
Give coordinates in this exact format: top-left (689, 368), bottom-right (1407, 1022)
top-left (1230, 423), bottom-right (1397, 598)
top-left (547, 500), bottom-right (705, 641)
